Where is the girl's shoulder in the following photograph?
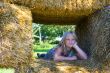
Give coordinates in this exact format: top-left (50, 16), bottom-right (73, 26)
top-left (55, 46), bottom-right (62, 52)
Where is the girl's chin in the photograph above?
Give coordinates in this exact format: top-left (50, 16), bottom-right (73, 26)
top-left (68, 46), bottom-right (73, 48)
top-left (66, 45), bottom-right (73, 48)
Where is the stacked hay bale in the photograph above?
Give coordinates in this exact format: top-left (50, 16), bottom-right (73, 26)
top-left (0, 0), bottom-right (110, 73)
top-left (0, 2), bottom-right (33, 73)
top-left (32, 6), bottom-right (110, 73)
top-left (75, 6), bottom-right (110, 72)
top-left (3, 0), bottom-right (110, 24)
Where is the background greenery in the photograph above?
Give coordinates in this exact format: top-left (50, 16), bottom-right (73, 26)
top-left (33, 23), bottom-right (75, 58)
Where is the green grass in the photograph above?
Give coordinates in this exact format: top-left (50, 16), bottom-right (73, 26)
top-left (0, 68), bottom-right (14, 73)
top-left (33, 43), bottom-right (56, 52)
top-left (33, 42), bottom-right (56, 58)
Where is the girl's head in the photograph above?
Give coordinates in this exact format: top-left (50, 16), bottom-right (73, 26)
top-left (59, 32), bottom-right (77, 51)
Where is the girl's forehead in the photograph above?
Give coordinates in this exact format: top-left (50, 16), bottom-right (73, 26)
top-left (66, 34), bottom-right (74, 38)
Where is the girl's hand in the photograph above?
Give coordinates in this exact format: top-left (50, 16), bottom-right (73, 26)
top-left (72, 41), bottom-right (78, 48)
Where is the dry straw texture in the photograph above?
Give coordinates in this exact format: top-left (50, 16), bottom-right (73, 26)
top-left (31, 6), bottom-right (110, 73)
top-left (2, 0), bottom-right (110, 23)
top-left (0, 2), bottom-right (33, 70)
top-left (0, 0), bottom-right (110, 73)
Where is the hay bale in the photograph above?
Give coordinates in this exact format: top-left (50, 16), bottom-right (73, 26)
top-left (31, 59), bottom-right (102, 73)
top-left (75, 6), bottom-right (110, 71)
top-left (0, 2), bottom-right (33, 72)
top-left (31, 7), bottom-right (110, 73)
top-left (88, 6), bottom-right (110, 65)
top-left (2, 0), bottom-right (110, 24)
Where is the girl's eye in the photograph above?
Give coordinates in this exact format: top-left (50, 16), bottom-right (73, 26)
top-left (72, 39), bottom-right (75, 40)
top-left (66, 39), bottom-right (69, 40)
top-left (66, 39), bottom-right (75, 40)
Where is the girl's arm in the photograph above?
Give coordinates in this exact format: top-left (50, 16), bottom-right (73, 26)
top-left (73, 43), bottom-right (87, 60)
top-left (54, 47), bottom-right (77, 61)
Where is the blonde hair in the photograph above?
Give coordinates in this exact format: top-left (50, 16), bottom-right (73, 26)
top-left (54, 31), bottom-right (77, 54)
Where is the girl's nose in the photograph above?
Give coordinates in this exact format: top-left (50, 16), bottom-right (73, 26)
top-left (70, 40), bottom-right (75, 44)
top-left (69, 40), bottom-right (74, 44)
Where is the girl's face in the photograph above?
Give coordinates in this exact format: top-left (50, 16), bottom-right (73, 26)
top-left (65, 34), bottom-right (76, 49)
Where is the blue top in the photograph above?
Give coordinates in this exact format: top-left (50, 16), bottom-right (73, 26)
top-left (44, 48), bottom-right (77, 60)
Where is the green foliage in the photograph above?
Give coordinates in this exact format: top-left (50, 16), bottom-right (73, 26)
top-left (32, 23), bottom-right (75, 55)
top-left (32, 23), bottom-right (75, 42)
top-left (41, 24), bottom-right (75, 38)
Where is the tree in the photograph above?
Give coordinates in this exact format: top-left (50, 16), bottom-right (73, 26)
top-left (32, 23), bottom-right (42, 44)
top-left (32, 23), bottom-right (75, 43)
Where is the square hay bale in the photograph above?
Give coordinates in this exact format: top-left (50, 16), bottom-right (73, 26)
top-left (0, 3), bottom-right (33, 72)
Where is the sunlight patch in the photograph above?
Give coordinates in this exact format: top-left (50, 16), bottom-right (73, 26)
top-left (0, 68), bottom-right (15, 73)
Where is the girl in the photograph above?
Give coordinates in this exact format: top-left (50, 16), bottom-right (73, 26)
top-left (37, 32), bottom-right (87, 61)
